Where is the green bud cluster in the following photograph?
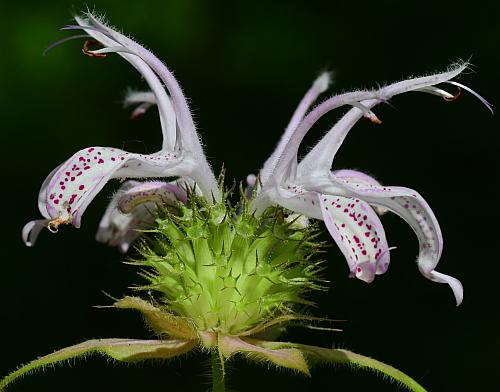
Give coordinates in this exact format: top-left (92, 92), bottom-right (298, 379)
top-left (132, 190), bottom-right (326, 335)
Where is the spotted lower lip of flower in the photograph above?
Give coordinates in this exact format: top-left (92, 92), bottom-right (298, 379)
top-left (253, 63), bottom-right (492, 306)
top-left (23, 14), bottom-right (220, 246)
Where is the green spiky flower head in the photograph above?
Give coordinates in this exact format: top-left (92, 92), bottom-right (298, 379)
top-left (133, 188), bottom-right (325, 338)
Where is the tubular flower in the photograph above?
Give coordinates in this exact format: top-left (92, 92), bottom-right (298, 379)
top-left (22, 13), bottom-right (220, 247)
top-left (252, 64), bottom-right (492, 307)
top-left (10, 11), bottom-right (492, 392)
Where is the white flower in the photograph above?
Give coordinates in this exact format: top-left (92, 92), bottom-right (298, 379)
top-left (24, 13), bottom-right (492, 307)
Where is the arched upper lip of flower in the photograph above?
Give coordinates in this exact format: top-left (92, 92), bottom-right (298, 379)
top-left (23, 13), bottom-right (220, 246)
top-left (251, 62), bottom-right (492, 306)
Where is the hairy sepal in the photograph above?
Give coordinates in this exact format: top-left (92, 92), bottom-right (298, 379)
top-left (219, 335), bottom-right (310, 376)
top-left (0, 338), bottom-right (195, 391)
top-left (113, 296), bottom-right (198, 340)
top-left (258, 341), bottom-right (426, 392)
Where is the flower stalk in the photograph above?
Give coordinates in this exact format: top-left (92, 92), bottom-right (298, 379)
top-left (211, 350), bottom-right (225, 392)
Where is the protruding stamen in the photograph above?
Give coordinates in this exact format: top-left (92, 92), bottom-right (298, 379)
top-left (351, 102), bottom-right (382, 124)
top-left (443, 86), bottom-right (461, 101)
top-left (47, 217), bottom-right (70, 233)
top-left (82, 40), bottom-right (106, 58)
top-left (446, 81), bottom-right (494, 114)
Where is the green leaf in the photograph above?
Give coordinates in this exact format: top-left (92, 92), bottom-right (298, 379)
top-left (258, 341), bottom-right (426, 392)
top-left (0, 338), bottom-right (195, 391)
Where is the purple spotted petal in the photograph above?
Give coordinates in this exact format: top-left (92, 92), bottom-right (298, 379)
top-left (42, 146), bottom-right (184, 229)
top-left (319, 195), bottom-right (390, 282)
top-left (332, 169), bottom-right (387, 215)
top-left (333, 169), bottom-right (382, 186)
top-left (331, 177), bottom-right (463, 305)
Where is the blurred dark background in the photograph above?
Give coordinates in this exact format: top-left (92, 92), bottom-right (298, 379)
top-left (1, 0), bottom-right (498, 391)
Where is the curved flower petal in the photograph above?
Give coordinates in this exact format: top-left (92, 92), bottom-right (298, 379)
top-left (97, 207), bottom-right (151, 253)
top-left (332, 169), bottom-right (387, 215)
top-left (270, 63), bottom-right (469, 184)
top-left (75, 14), bottom-right (196, 152)
top-left (41, 146), bottom-right (188, 229)
top-left (22, 219), bottom-right (50, 247)
top-left (270, 185), bottom-right (390, 282)
top-left (332, 169), bottom-right (382, 186)
top-left (117, 181), bottom-right (187, 213)
top-left (77, 25), bottom-right (176, 151)
top-left (330, 177), bottom-right (463, 305)
top-left (260, 72), bottom-right (331, 185)
top-left (96, 180), bottom-right (145, 252)
top-left (96, 180), bottom-right (187, 252)
top-left (72, 13), bottom-right (220, 201)
top-left (275, 186), bottom-right (323, 220)
top-left (319, 195), bottom-right (390, 282)
top-left (68, 18), bottom-right (178, 151)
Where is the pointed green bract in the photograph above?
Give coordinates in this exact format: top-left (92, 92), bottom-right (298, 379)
top-left (219, 336), bottom-right (310, 376)
top-left (256, 341), bottom-right (426, 392)
top-left (132, 192), bottom-right (326, 335)
top-left (114, 296), bottom-right (198, 340)
top-left (0, 338), bottom-right (195, 391)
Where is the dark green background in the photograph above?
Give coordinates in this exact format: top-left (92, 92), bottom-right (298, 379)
top-left (1, 0), bottom-right (498, 391)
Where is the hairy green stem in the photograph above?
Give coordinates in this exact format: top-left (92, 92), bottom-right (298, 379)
top-left (211, 351), bottom-right (225, 392)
